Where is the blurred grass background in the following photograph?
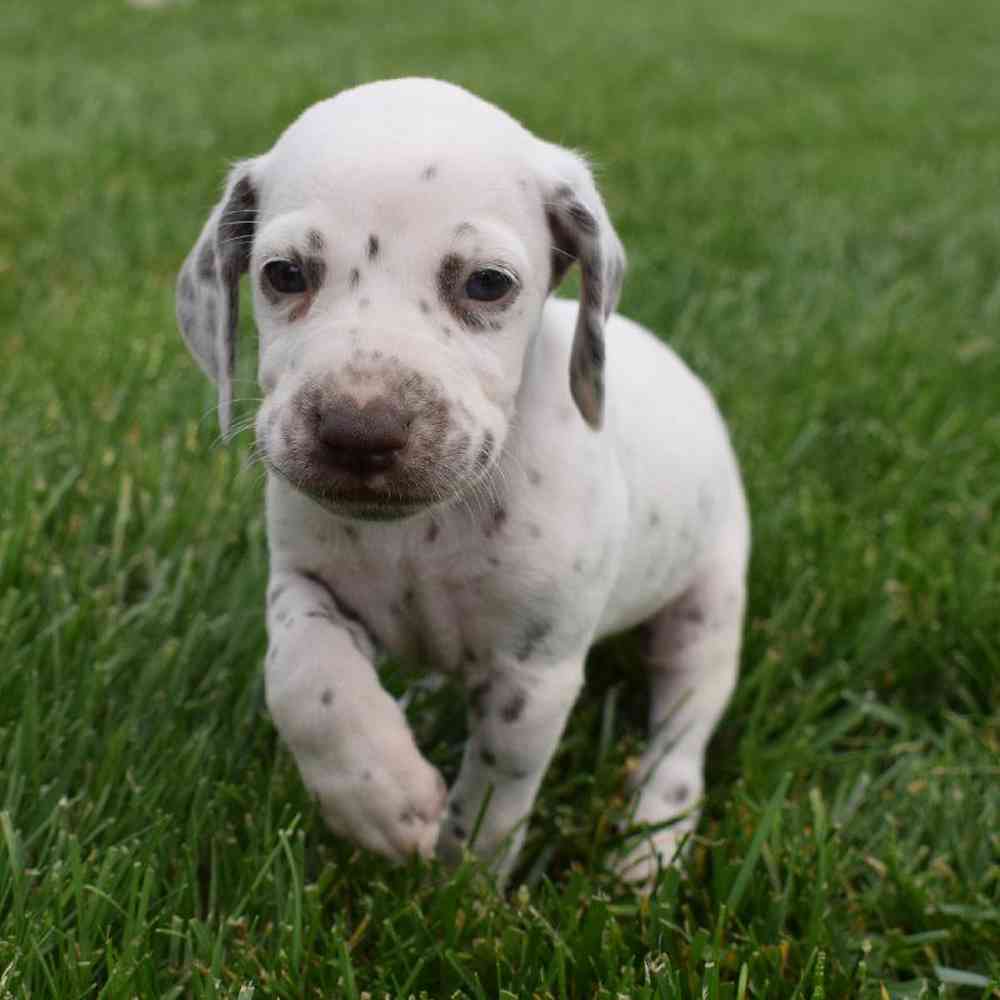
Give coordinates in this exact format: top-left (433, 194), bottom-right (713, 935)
top-left (1, 0), bottom-right (998, 996)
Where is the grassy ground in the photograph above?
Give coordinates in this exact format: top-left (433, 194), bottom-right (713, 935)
top-left (2, 0), bottom-right (999, 996)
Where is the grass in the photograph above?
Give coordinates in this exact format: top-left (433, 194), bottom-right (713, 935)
top-left (1, 0), bottom-right (999, 995)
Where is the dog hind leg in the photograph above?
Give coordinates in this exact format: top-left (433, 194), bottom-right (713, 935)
top-left (618, 537), bottom-right (747, 886)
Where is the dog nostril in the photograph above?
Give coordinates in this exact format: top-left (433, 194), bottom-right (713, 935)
top-left (317, 397), bottom-right (410, 476)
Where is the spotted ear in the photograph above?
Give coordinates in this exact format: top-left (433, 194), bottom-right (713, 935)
top-left (175, 160), bottom-right (259, 437)
top-left (539, 143), bottom-right (626, 430)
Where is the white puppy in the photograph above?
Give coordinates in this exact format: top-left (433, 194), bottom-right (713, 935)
top-left (176, 78), bottom-right (749, 883)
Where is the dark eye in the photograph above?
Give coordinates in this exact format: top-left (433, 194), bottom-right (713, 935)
top-left (263, 258), bottom-right (307, 294)
top-left (464, 268), bottom-right (516, 302)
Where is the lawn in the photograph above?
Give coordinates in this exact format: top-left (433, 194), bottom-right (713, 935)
top-left (1, 0), bottom-right (998, 996)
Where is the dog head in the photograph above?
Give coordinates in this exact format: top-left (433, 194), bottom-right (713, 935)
top-left (176, 78), bottom-right (625, 519)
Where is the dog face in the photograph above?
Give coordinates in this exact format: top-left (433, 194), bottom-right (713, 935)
top-left (177, 79), bottom-right (625, 519)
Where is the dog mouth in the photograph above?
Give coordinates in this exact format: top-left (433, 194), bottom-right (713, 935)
top-left (264, 459), bottom-right (446, 521)
top-left (309, 489), bottom-right (439, 521)
top-left (265, 446), bottom-right (503, 522)
top-left (258, 391), bottom-right (505, 521)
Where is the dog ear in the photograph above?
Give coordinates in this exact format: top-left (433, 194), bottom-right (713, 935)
top-left (175, 160), bottom-right (259, 437)
top-left (538, 143), bottom-right (626, 429)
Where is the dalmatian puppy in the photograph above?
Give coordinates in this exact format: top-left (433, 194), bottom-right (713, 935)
top-left (176, 78), bottom-right (749, 884)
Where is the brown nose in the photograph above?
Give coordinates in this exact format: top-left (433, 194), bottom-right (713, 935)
top-left (317, 397), bottom-right (410, 477)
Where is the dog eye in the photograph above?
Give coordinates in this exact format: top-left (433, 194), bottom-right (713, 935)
top-left (263, 259), bottom-right (307, 294)
top-left (464, 268), bottom-right (516, 302)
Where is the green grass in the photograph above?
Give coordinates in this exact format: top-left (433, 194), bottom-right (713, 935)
top-left (2, 0), bottom-right (999, 996)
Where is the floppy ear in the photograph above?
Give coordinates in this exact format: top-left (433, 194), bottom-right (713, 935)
top-left (175, 160), bottom-right (259, 436)
top-left (538, 143), bottom-right (626, 429)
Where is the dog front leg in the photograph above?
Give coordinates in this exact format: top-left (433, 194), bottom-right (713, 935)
top-left (438, 653), bottom-right (586, 882)
top-left (265, 569), bottom-right (446, 860)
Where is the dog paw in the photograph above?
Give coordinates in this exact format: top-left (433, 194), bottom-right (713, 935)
top-left (310, 726), bottom-right (447, 861)
top-left (614, 827), bottom-right (691, 890)
top-left (435, 797), bottom-right (529, 886)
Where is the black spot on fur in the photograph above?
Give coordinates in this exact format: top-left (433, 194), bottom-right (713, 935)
top-left (301, 570), bottom-right (377, 649)
top-left (217, 175), bottom-right (257, 305)
top-left (527, 468), bottom-right (542, 486)
top-left (469, 680), bottom-right (492, 719)
top-left (307, 229), bottom-right (324, 253)
top-left (303, 254), bottom-right (326, 291)
top-left (482, 502), bottom-right (507, 540)
top-left (437, 252), bottom-right (505, 330)
top-left (516, 619), bottom-right (552, 662)
top-left (669, 784), bottom-right (690, 805)
top-left (177, 302), bottom-right (195, 335)
top-left (449, 800), bottom-right (463, 816)
top-left (179, 271), bottom-right (197, 302)
top-left (437, 253), bottom-right (464, 303)
top-left (320, 688), bottom-right (334, 706)
top-left (480, 747), bottom-right (497, 767)
top-left (583, 315), bottom-right (606, 365)
top-left (452, 823), bottom-right (467, 840)
top-left (362, 769), bottom-right (372, 782)
top-left (454, 222), bottom-right (476, 238)
top-left (419, 299), bottom-right (431, 315)
top-left (545, 206), bottom-right (579, 289)
top-left (349, 268), bottom-right (360, 290)
top-left (267, 583), bottom-right (287, 605)
top-left (196, 239), bottom-right (217, 282)
top-left (500, 690), bottom-right (527, 723)
top-left (204, 296), bottom-right (218, 335)
top-left (648, 511), bottom-right (661, 527)
top-left (567, 198), bottom-right (597, 235)
top-left (343, 524), bottom-right (359, 542)
top-left (683, 605), bottom-right (706, 625)
top-left (421, 164), bottom-right (438, 180)
top-left (426, 520), bottom-right (439, 543)
top-left (474, 430), bottom-right (495, 472)
top-left (367, 234), bottom-right (380, 260)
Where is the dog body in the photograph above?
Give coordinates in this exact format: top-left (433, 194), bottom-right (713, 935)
top-left (177, 79), bottom-right (749, 882)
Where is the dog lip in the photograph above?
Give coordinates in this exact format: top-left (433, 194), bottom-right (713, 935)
top-left (266, 459), bottom-right (438, 515)
top-left (325, 491), bottom-right (433, 508)
top-left (308, 489), bottom-right (436, 522)
top-left (328, 500), bottom-right (429, 522)
top-left (299, 480), bottom-right (435, 510)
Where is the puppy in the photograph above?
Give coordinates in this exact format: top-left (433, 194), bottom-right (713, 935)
top-left (176, 78), bottom-right (749, 883)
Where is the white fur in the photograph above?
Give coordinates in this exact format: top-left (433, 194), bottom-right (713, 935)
top-left (177, 79), bottom-right (749, 885)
